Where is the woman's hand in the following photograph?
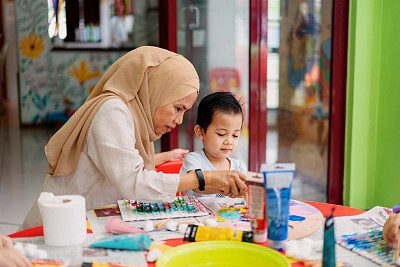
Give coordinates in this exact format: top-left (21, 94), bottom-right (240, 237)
top-left (166, 149), bottom-right (189, 161)
top-left (155, 149), bottom-right (189, 166)
top-left (204, 170), bottom-right (247, 198)
top-left (383, 213), bottom-right (400, 248)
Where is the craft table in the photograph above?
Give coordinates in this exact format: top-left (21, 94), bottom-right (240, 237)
top-left (8, 201), bottom-right (364, 267)
top-left (146, 201), bottom-right (364, 267)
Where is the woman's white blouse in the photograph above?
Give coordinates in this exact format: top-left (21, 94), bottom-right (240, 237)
top-left (22, 98), bottom-right (180, 229)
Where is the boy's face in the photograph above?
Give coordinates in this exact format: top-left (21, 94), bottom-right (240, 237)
top-left (195, 112), bottom-right (242, 161)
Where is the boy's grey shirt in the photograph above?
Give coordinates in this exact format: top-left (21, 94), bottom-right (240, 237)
top-left (180, 149), bottom-right (248, 197)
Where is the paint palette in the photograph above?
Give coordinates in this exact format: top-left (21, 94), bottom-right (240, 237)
top-left (336, 229), bottom-right (395, 266)
top-left (288, 200), bottom-right (324, 240)
top-left (117, 196), bottom-right (210, 222)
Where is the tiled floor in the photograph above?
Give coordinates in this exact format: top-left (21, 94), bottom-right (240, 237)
top-left (0, 98), bottom-right (326, 236)
top-left (0, 101), bottom-right (55, 234)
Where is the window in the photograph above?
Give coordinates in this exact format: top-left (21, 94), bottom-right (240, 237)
top-left (48, 0), bottom-right (159, 49)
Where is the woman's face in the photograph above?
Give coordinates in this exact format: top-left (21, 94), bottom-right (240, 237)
top-left (153, 92), bottom-right (198, 135)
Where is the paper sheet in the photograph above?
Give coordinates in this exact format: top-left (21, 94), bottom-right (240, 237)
top-left (302, 206), bottom-right (392, 267)
top-left (86, 205), bottom-right (203, 241)
top-left (334, 206), bottom-right (391, 238)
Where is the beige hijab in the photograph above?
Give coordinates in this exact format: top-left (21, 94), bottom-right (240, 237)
top-left (45, 46), bottom-right (199, 176)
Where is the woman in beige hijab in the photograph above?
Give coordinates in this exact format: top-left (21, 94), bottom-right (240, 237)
top-left (22, 46), bottom-right (247, 229)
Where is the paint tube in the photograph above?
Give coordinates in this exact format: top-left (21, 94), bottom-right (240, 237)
top-left (246, 172), bottom-right (267, 243)
top-left (90, 234), bottom-right (151, 251)
top-left (183, 224), bottom-right (253, 243)
top-left (262, 163), bottom-right (295, 251)
top-left (322, 208), bottom-right (336, 267)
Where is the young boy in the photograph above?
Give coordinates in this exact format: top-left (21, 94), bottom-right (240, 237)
top-left (180, 91), bottom-right (248, 197)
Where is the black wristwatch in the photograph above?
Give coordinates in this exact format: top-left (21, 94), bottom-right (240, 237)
top-left (195, 169), bottom-right (206, 191)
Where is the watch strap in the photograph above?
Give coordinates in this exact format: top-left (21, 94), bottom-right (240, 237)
top-left (195, 169), bottom-right (206, 191)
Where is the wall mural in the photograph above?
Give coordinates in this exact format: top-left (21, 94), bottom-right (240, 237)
top-left (15, 0), bottom-right (123, 125)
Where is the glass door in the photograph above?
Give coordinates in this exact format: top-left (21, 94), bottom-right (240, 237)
top-left (162, 0), bottom-right (347, 203)
top-left (266, 0), bottom-right (333, 202)
top-left (176, 0), bottom-right (250, 166)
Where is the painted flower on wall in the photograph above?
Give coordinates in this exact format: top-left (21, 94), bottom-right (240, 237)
top-left (19, 33), bottom-right (45, 59)
top-left (67, 60), bottom-right (101, 85)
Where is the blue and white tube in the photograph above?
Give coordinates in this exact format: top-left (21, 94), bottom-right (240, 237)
top-left (262, 163), bottom-right (295, 251)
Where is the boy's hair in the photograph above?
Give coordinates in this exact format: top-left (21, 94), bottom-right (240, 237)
top-left (196, 91), bottom-right (243, 132)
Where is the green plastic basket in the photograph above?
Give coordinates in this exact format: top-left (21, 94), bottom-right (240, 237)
top-left (156, 241), bottom-right (290, 267)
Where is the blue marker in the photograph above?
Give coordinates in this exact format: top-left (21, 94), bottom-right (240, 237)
top-left (393, 204), bottom-right (400, 214)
